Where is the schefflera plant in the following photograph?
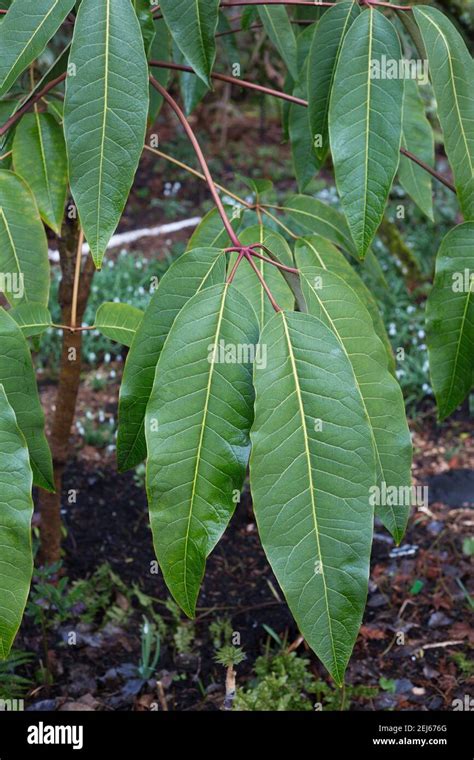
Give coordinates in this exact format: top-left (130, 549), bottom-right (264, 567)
top-left (0, 0), bottom-right (472, 686)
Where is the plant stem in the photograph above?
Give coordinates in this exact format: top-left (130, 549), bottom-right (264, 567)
top-left (149, 76), bottom-right (241, 248)
top-left (70, 227), bottom-right (84, 330)
top-left (227, 250), bottom-right (245, 284)
top-left (249, 245), bottom-right (299, 273)
top-left (150, 62), bottom-right (455, 194)
top-left (244, 252), bottom-right (282, 311)
top-left (150, 60), bottom-right (307, 106)
top-left (0, 72), bottom-right (66, 137)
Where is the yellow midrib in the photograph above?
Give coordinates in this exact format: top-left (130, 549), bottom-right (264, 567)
top-left (361, 9), bottom-right (373, 252)
top-left (419, 10), bottom-right (473, 178)
top-left (0, 207), bottom-right (29, 303)
top-left (96, 0), bottom-right (111, 257)
top-left (2, 0), bottom-right (61, 88)
top-left (182, 283), bottom-right (228, 609)
top-left (444, 266), bottom-right (474, 408)
top-left (281, 311), bottom-right (340, 681)
top-left (35, 111), bottom-right (55, 227)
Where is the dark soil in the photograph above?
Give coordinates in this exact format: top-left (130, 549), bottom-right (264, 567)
top-left (16, 399), bottom-right (473, 712)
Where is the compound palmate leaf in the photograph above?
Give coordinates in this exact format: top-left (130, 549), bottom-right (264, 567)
top-left (250, 310), bottom-right (376, 685)
top-left (64, 0), bottom-right (149, 268)
top-left (0, 384), bottom-right (34, 660)
top-left (0, 0), bottom-right (75, 97)
top-left (414, 6), bottom-right (474, 220)
top-left (118, 248), bottom-right (226, 472)
top-left (160, 0), bottom-right (220, 87)
top-left (146, 284), bottom-right (258, 618)
top-left (229, 225), bottom-right (295, 327)
top-left (329, 8), bottom-right (403, 257)
top-left (0, 170), bottom-right (50, 307)
top-left (426, 223), bottom-right (474, 420)
top-left (296, 246), bottom-right (412, 543)
top-left (0, 308), bottom-right (54, 492)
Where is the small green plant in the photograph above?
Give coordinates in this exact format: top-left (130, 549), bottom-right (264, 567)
top-left (209, 617), bottom-right (233, 650)
top-left (137, 617), bottom-right (161, 681)
top-left (165, 598), bottom-right (195, 656)
top-left (72, 562), bottom-right (131, 626)
top-left (0, 651), bottom-right (34, 701)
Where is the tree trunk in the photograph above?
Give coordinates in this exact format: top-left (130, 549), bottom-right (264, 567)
top-left (38, 219), bottom-right (95, 565)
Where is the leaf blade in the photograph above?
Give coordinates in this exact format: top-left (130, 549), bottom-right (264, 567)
top-left (0, 384), bottom-right (34, 660)
top-left (118, 248), bottom-right (226, 472)
top-left (426, 222), bottom-right (474, 419)
top-left (414, 6), bottom-right (474, 220)
top-left (160, 0), bottom-right (220, 87)
top-left (64, 0), bottom-right (149, 268)
top-left (0, 0), bottom-right (75, 97)
top-left (329, 9), bottom-right (404, 256)
top-left (250, 310), bottom-right (375, 684)
top-left (0, 308), bottom-right (54, 491)
top-left (12, 112), bottom-right (68, 234)
top-left (146, 284), bottom-right (258, 617)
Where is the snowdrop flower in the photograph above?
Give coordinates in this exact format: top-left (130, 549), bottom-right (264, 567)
top-left (388, 322), bottom-right (397, 336)
top-left (104, 352), bottom-right (111, 363)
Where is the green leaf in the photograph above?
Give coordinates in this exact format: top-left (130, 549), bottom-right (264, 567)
top-left (0, 308), bottom-right (54, 491)
top-left (295, 235), bottom-right (395, 375)
top-left (133, 0), bottom-right (155, 56)
top-left (289, 77), bottom-right (320, 192)
top-left (64, 0), bottom-right (149, 268)
top-left (250, 310), bottom-right (375, 684)
top-left (0, 170), bottom-right (50, 307)
top-left (426, 222), bottom-right (474, 420)
top-left (229, 226), bottom-right (294, 327)
top-left (160, 0), bottom-right (220, 87)
top-left (0, 0), bottom-right (75, 97)
top-left (118, 248), bottom-right (226, 472)
top-left (398, 79), bottom-right (434, 221)
top-left (280, 193), bottom-right (389, 289)
top-left (414, 6), bottom-right (474, 220)
top-left (296, 246), bottom-right (412, 542)
top-left (0, 384), bottom-right (34, 660)
top-left (283, 193), bottom-right (359, 253)
top-left (8, 303), bottom-right (52, 337)
top-left (258, 5), bottom-right (298, 79)
top-left (308, 0), bottom-right (360, 161)
top-left (329, 9), bottom-right (404, 256)
top-left (95, 302), bottom-right (144, 347)
top-left (12, 112), bottom-right (67, 234)
top-left (146, 284), bottom-right (258, 617)
top-left (186, 206), bottom-right (242, 250)
top-left (148, 19), bottom-right (171, 124)
top-left (174, 42), bottom-right (209, 115)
